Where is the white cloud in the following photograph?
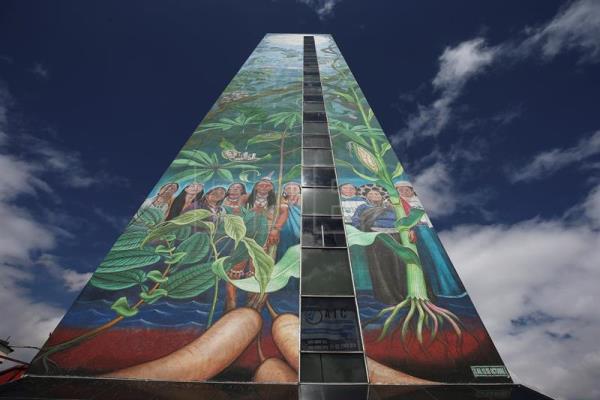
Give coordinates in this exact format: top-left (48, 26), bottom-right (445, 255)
top-left (509, 130), bottom-right (600, 182)
top-left (522, 0), bottom-right (600, 63)
top-left (432, 38), bottom-right (498, 90)
top-left (440, 184), bottom-right (600, 399)
top-left (396, 0), bottom-right (600, 144)
top-left (412, 162), bottom-right (459, 218)
top-left (297, 0), bottom-right (342, 20)
top-left (398, 38), bottom-right (497, 143)
top-left (0, 84), bottom-right (98, 367)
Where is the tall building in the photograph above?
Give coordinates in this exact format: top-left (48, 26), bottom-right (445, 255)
top-left (1, 34), bottom-right (551, 399)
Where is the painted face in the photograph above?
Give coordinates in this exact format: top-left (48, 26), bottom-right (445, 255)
top-left (164, 183), bottom-right (178, 195)
top-left (207, 188), bottom-right (226, 204)
top-left (228, 183), bottom-right (244, 196)
top-left (255, 180), bottom-right (273, 195)
top-left (185, 183), bottom-right (204, 195)
top-left (285, 184), bottom-right (301, 197)
top-left (366, 190), bottom-right (383, 204)
top-left (396, 185), bottom-right (414, 198)
top-left (340, 184), bottom-right (356, 197)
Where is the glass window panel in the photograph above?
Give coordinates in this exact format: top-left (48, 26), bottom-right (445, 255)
top-left (301, 297), bottom-right (362, 351)
top-left (303, 102), bottom-right (325, 113)
top-left (300, 384), bottom-right (369, 400)
top-left (304, 112), bottom-right (327, 122)
top-left (300, 353), bottom-right (323, 382)
top-left (303, 121), bottom-right (328, 135)
top-left (303, 95), bottom-right (323, 103)
top-left (303, 135), bottom-right (330, 148)
top-left (302, 216), bottom-right (346, 247)
top-left (300, 353), bottom-right (367, 383)
top-left (303, 87), bottom-right (323, 96)
top-left (302, 167), bottom-right (337, 187)
top-left (303, 149), bottom-right (333, 166)
top-left (302, 188), bottom-right (340, 215)
top-left (301, 248), bottom-right (353, 295)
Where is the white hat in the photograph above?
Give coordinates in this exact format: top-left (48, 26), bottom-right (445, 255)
top-left (394, 180), bottom-right (413, 188)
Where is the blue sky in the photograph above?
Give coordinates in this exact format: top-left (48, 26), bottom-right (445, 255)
top-left (1, 1), bottom-right (599, 398)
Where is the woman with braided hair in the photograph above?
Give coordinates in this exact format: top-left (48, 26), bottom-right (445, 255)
top-left (351, 184), bottom-right (407, 305)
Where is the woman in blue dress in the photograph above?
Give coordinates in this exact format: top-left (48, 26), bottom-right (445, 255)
top-left (394, 180), bottom-right (466, 299)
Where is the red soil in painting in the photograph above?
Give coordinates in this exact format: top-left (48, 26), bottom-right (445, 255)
top-left (42, 327), bottom-right (282, 378)
top-left (363, 318), bottom-right (504, 380)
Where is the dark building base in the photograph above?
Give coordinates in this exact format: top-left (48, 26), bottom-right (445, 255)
top-left (0, 376), bottom-right (554, 399)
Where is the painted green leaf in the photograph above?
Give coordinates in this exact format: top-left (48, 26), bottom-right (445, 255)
top-left (171, 159), bottom-right (203, 168)
top-left (174, 225), bottom-right (192, 241)
top-left (179, 150), bottom-right (213, 165)
top-left (111, 231), bottom-right (147, 251)
top-left (247, 132), bottom-right (283, 146)
top-left (154, 244), bottom-right (170, 254)
top-left (169, 209), bottom-right (213, 226)
top-left (242, 237), bottom-right (274, 294)
top-left (213, 245), bottom-right (300, 293)
top-left (396, 209), bottom-right (426, 230)
top-left (133, 207), bottom-right (164, 227)
top-left (147, 270), bottom-right (167, 283)
top-left (163, 263), bottom-right (215, 299)
top-left (140, 288), bottom-right (168, 304)
top-left (165, 251), bottom-right (187, 265)
top-left (111, 297), bottom-right (138, 317)
top-left (391, 162), bottom-right (404, 179)
top-left (345, 225), bottom-right (420, 265)
top-left (90, 270), bottom-right (146, 290)
top-left (217, 168), bottom-right (233, 181)
top-left (377, 234), bottom-right (420, 265)
top-left (380, 142), bottom-right (391, 156)
top-left (219, 138), bottom-right (236, 150)
top-left (332, 90), bottom-right (354, 103)
top-left (239, 170), bottom-right (259, 182)
top-left (283, 164), bottom-right (301, 182)
top-left (142, 210), bottom-right (213, 245)
top-left (223, 214), bottom-right (246, 248)
top-left (176, 233), bottom-right (210, 264)
top-left (98, 249), bottom-right (161, 273)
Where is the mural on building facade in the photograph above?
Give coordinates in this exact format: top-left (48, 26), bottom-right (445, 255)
top-left (30, 34), bottom-right (303, 383)
top-left (316, 35), bottom-right (511, 384)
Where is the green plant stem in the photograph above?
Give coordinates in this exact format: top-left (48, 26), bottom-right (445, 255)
top-left (207, 276), bottom-right (219, 327)
top-left (391, 203), bottom-right (430, 301)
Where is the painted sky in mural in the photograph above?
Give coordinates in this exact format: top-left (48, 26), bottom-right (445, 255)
top-left (316, 34), bottom-right (511, 384)
top-left (29, 34), bottom-right (303, 384)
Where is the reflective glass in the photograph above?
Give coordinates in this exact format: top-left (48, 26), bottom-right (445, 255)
top-left (303, 149), bottom-right (333, 166)
top-left (301, 216), bottom-right (346, 247)
top-left (303, 135), bottom-right (330, 148)
top-left (301, 248), bottom-right (354, 295)
top-left (302, 188), bottom-right (340, 215)
top-left (300, 353), bottom-right (367, 383)
top-left (302, 167), bottom-right (337, 187)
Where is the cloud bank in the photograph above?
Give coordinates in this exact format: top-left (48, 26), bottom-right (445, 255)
top-left (397, 0), bottom-right (600, 144)
top-left (440, 183), bottom-right (600, 399)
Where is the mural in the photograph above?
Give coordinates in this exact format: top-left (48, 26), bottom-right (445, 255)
top-left (315, 35), bottom-right (511, 383)
top-left (30, 34), bottom-right (304, 383)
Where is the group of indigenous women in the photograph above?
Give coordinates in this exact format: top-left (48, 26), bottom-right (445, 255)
top-left (134, 177), bottom-right (302, 311)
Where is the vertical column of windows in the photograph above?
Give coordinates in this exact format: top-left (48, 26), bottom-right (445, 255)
top-left (299, 36), bottom-right (367, 384)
